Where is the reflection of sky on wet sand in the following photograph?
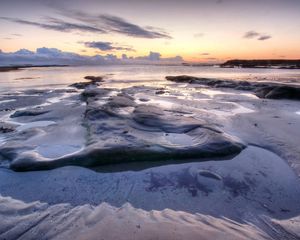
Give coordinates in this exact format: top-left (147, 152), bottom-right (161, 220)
top-left (36, 144), bottom-right (84, 159)
top-left (135, 85), bottom-right (255, 118)
top-left (16, 121), bottom-right (56, 131)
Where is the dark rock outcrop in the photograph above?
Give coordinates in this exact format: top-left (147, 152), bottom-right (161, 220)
top-left (10, 109), bottom-right (49, 118)
top-left (0, 122), bottom-right (17, 133)
top-left (8, 86), bottom-right (245, 171)
top-left (69, 82), bottom-right (92, 89)
top-left (255, 86), bottom-right (300, 100)
top-left (70, 76), bottom-right (104, 89)
top-left (166, 75), bottom-right (300, 100)
top-left (221, 59), bottom-right (300, 69)
top-left (84, 76), bottom-right (103, 82)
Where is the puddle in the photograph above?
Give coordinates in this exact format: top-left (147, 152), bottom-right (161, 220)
top-left (16, 121), bottom-right (56, 131)
top-left (0, 99), bottom-right (16, 104)
top-left (162, 133), bottom-right (194, 147)
top-left (36, 144), bottom-right (83, 158)
top-left (200, 89), bottom-right (228, 98)
top-left (199, 102), bottom-right (255, 117)
top-left (240, 93), bottom-right (258, 99)
top-left (115, 107), bottom-right (135, 116)
top-left (134, 92), bottom-right (175, 109)
top-left (145, 99), bottom-right (174, 109)
top-left (38, 92), bottom-right (75, 107)
top-left (0, 136), bottom-right (6, 146)
top-left (225, 102), bottom-right (255, 115)
top-left (200, 89), bottom-right (257, 99)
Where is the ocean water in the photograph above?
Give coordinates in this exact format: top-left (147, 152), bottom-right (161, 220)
top-left (0, 65), bottom-right (300, 92)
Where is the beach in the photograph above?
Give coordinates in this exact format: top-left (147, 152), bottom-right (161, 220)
top-left (0, 65), bottom-right (300, 239)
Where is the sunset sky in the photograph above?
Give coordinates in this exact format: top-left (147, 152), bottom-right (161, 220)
top-left (1, 0), bottom-right (300, 64)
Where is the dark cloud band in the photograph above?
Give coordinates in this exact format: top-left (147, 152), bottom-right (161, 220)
top-left (84, 41), bottom-right (135, 51)
top-left (0, 17), bottom-right (106, 33)
top-left (0, 11), bottom-right (171, 39)
top-left (243, 31), bottom-right (272, 41)
top-left (99, 15), bottom-right (171, 39)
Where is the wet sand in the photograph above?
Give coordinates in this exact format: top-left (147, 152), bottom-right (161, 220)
top-left (0, 73), bottom-right (300, 239)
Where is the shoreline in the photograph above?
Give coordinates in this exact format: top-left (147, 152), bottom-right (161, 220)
top-left (2, 62), bottom-right (300, 73)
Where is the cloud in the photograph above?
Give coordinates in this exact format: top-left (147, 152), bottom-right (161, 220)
top-left (55, 8), bottom-right (171, 39)
top-left (135, 51), bottom-right (161, 61)
top-left (15, 49), bottom-right (35, 55)
top-left (258, 35), bottom-right (272, 41)
top-left (204, 57), bottom-right (217, 60)
top-left (0, 17), bottom-right (106, 33)
top-left (0, 48), bottom-right (183, 66)
top-left (98, 15), bottom-right (171, 39)
top-left (243, 31), bottom-right (260, 39)
top-left (84, 41), bottom-right (135, 51)
top-left (36, 47), bottom-right (67, 56)
top-left (134, 51), bottom-right (183, 63)
top-left (200, 53), bottom-right (210, 56)
top-left (243, 31), bottom-right (272, 41)
top-left (0, 12), bottom-right (171, 39)
top-left (0, 47), bottom-right (116, 66)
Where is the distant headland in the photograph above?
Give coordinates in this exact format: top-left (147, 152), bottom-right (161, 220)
top-left (220, 59), bottom-right (300, 69)
top-left (0, 65), bottom-right (68, 72)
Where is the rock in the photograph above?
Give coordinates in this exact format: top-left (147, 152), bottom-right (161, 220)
top-left (9, 95), bottom-right (245, 171)
top-left (166, 76), bottom-right (243, 88)
top-left (166, 75), bottom-right (300, 100)
top-left (84, 76), bottom-right (103, 82)
top-left (254, 87), bottom-right (276, 99)
top-left (0, 122), bottom-right (17, 133)
top-left (70, 76), bottom-right (104, 89)
top-left (264, 86), bottom-right (300, 100)
top-left (166, 75), bottom-right (200, 83)
top-left (132, 105), bottom-right (202, 133)
top-left (81, 88), bottom-right (111, 100)
top-left (10, 109), bottom-right (50, 118)
top-left (4, 84), bottom-right (245, 172)
top-left (255, 86), bottom-right (300, 100)
top-left (155, 90), bottom-right (165, 95)
top-left (107, 95), bottom-right (136, 108)
top-left (69, 82), bottom-right (93, 89)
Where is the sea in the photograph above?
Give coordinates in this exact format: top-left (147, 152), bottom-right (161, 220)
top-left (1, 65), bottom-right (300, 92)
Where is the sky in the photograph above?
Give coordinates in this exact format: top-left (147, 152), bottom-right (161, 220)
top-left (0, 0), bottom-right (300, 65)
